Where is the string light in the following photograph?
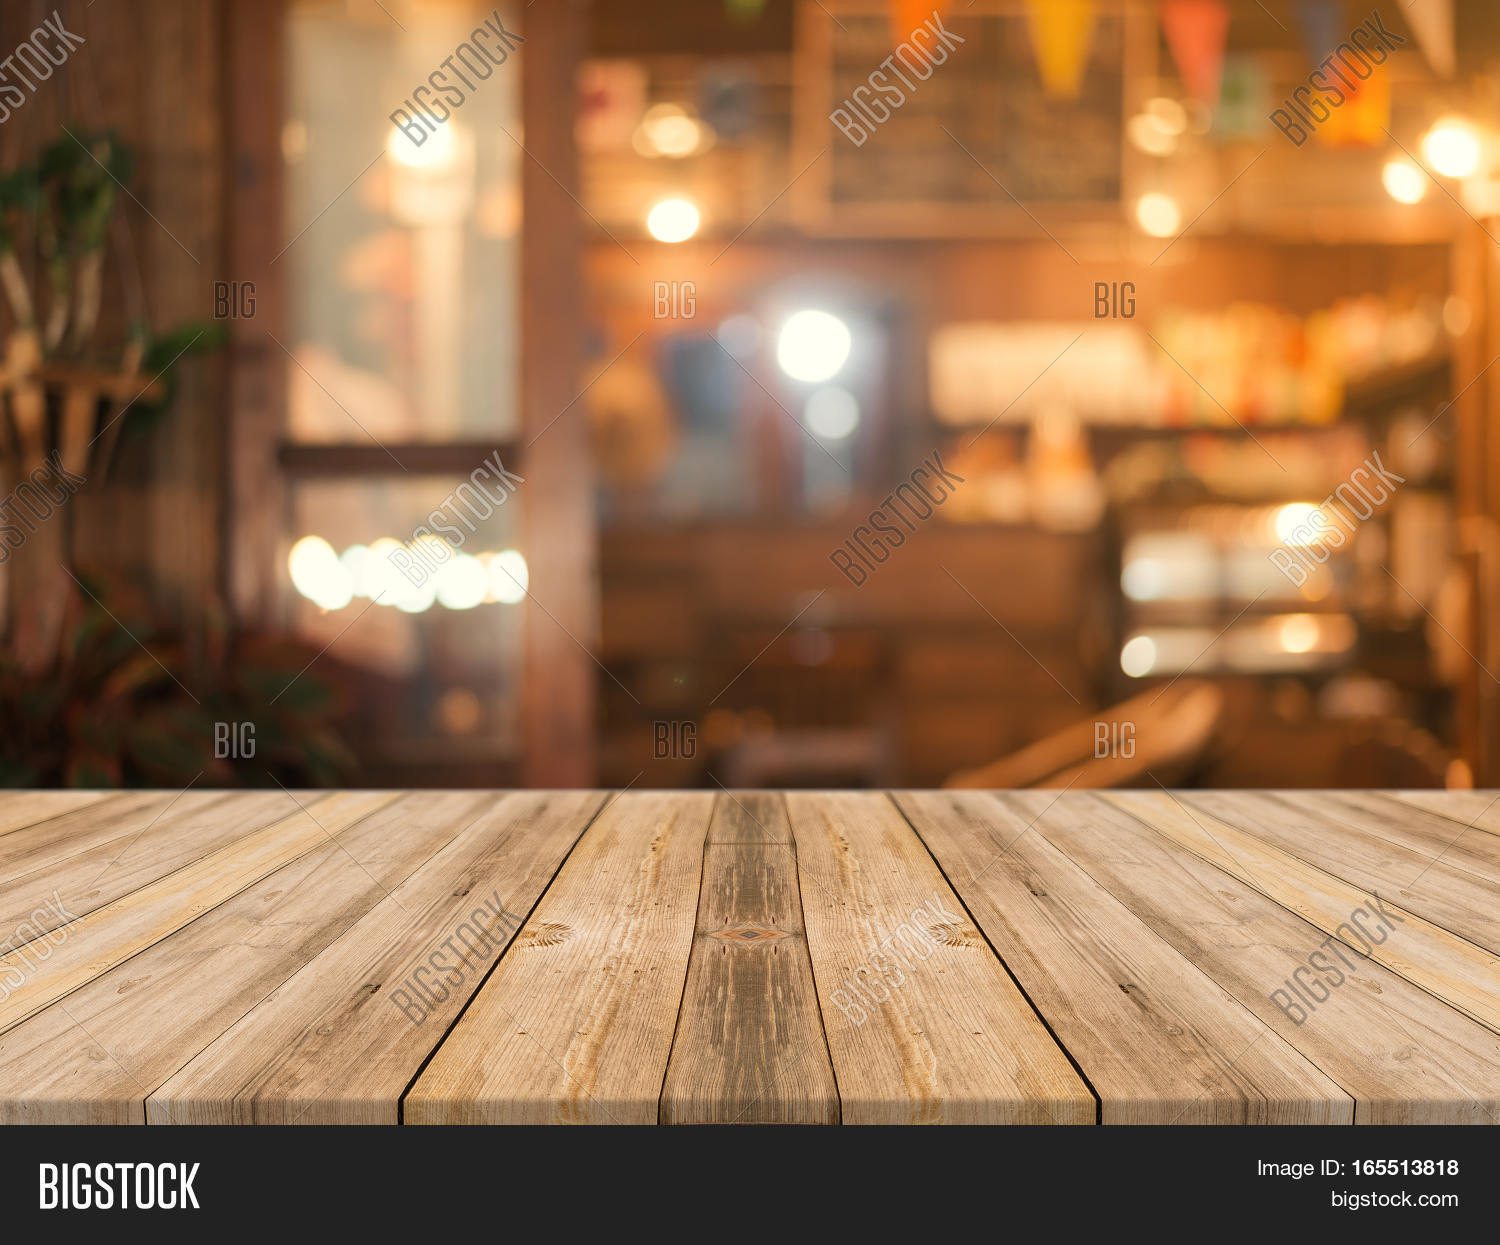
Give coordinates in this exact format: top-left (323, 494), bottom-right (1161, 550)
top-left (289, 539), bottom-right (529, 613)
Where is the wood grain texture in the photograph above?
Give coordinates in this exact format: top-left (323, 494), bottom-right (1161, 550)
top-left (0, 792), bottom-right (400, 1035)
top-left (1, 789), bottom-right (1499, 1124)
top-left (1394, 790), bottom-right (1500, 837)
top-left (1041, 793), bottom-right (1500, 1123)
top-left (405, 792), bottom-right (715, 1124)
top-left (0, 792), bottom-right (490, 1124)
top-left (1108, 792), bottom-right (1500, 1034)
top-left (0, 791), bottom-right (291, 941)
top-left (896, 790), bottom-right (1350, 1123)
top-left (659, 792), bottom-right (839, 1124)
top-left (152, 791), bottom-right (606, 1124)
top-left (0, 792), bottom-right (113, 838)
top-left (1187, 791), bottom-right (1500, 953)
top-left (1302, 792), bottom-right (1500, 873)
top-left (786, 792), bottom-right (1094, 1124)
top-left (0, 791), bottom-right (191, 881)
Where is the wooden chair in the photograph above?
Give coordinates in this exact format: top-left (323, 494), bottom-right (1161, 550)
top-left (944, 679), bottom-right (1224, 790)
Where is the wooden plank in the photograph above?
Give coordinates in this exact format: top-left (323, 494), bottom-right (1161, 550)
top-left (0, 792), bottom-right (493, 1125)
top-left (1187, 791), bottom-right (1500, 953)
top-left (1107, 792), bottom-right (1500, 1034)
top-left (153, 791), bottom-right (608, 1124)
top-left (404, 792), bottom-right (715, 1124)
top-left (786, 792), bottom-right (1094, 1124)
top-left (895, 790), bottom-right (1350, 1123)
top-left (1389, 790), bottom-right (1500, 839)
top-left (0, 792), bottom-right (400, 1035)
top-left (1374, 792), bottom-right (1500, 846)
top-left (659, 793), bottom-right (839, 1124)
top-left (1308, 791), bottom-right (1500, 866)
top-left (0, 793), bottom-right (114, 837)
top-left (0, 791), bottom-right (293, 941)
top-left (1039, 792), bottom-right (1500, 1123)
top-left (0, 791), bottom-right (191, 878)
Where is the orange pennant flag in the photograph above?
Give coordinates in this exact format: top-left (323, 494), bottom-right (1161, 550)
top-left (1161, 0), bottom-right (1230, 107)
top-left (1318, 69), bottom-right (1390, 148)
top-left (889, 0), bottom-right (944, 45)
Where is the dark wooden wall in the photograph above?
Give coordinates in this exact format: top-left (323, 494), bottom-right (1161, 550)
top-left (0, 0), bottom-right (228, 611)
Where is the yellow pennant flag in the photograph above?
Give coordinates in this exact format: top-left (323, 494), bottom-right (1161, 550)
top-left (1024, 0), bottom-right (1096, 99)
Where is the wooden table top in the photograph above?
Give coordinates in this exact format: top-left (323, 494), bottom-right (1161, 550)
top-left (0, 788), bottom-right (1497, 1125)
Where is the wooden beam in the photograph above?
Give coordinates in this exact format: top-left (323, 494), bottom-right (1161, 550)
top-left (520, 0), bottom-right (598, 787)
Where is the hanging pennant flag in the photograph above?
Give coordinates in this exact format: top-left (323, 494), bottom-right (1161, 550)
top-left (1161, 0), bottom-right (1230, 107)
top-left (725, 0), bottom-right (767, 22)
top-left (1215, 54), bottom-right (1270, 139)
top-left (1023, 0), bottom-right (1096, 99)
top-left (1405, 0), bottom-right (1455, 78)
top-left (1292, 0), bottom-right (1341, 65)
top-left (1318, 68), bottom-right (1390, 147)
top-left (889, 0), bottom-right (946, 46)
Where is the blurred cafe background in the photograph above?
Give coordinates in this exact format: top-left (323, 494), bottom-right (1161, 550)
top-left (2, 0), bottom-right (1500, 791)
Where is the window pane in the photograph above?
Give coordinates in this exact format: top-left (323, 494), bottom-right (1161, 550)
top-left (283, 0), bottom-right (521, 442)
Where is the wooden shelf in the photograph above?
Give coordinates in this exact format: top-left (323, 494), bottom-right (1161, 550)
top-left (277, 440), bottom-right (522, 478)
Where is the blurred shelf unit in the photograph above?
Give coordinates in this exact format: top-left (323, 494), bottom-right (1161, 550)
top-left (596, 520), bottom-right (1106, 788)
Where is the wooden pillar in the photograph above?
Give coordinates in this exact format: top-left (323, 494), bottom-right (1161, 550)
top-left (519, 0), bottom-right (598, 787)
top-left (222, 0), bottom-right (287, 627)
top-left (1454, 227), bottom-right (1500, 785)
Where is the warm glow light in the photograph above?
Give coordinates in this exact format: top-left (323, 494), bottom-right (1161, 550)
top-left (1382, 158), bottom-right (1427, 204)
top-left (633, 104), bottom-right (711, 159)
top-left (1145, 97), bottom-right (1188, 135)
top-left (410, 534), bottom-right (454, 574)
top-left (340, 544), bottom-right (371, 598)
top-left (1135, 192), bottom-right (1181, 238)
top-left (319, 572), bottom-right (354, 612)
top-left (435, 553), bottom-right (489, 610)
top-left (646, 197), bottom-right (700, 242)
top-left (288, 535), bottom-right (352, 611)
top-left (394, 579), bottom-right (437, 614)
top-left (776, 310), bottom-right (851, 383)
top-left (1127, 99), bottom-right (1185, 158)
top-left (804, 386), bottom-right (860, 439)
top-left (299, 538), bottom-right (529, 612)
top-left (387, 119), bottom-right (457, 170)
top-left (1274, 503), bottom-right (1323, 547)
top-left (1121, 558), bottom-right (1167, 601)
top-left (1120, 635), bottom-right (1158, 678)
top-left (1278, 614), bottom-right (1321, 654)
top-left (1421, 118), bottom-right (1482, 179)
top-left (1126, 113), bottom-right (1178, 157)
top-left (365, 538), bottom-right (409, 604)
top-left (488, 549), bottom-right (529, 604)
